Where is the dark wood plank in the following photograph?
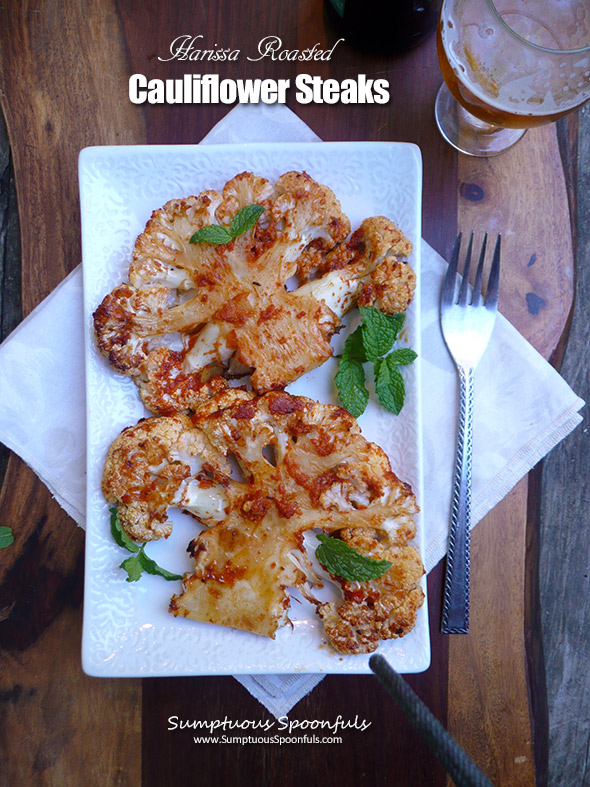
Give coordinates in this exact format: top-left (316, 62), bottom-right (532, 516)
top-left (519, 111), bottom-right (582, 787)
top-left (0, 108), bottom-right (21, 341)
top-left (526, 465), bottom-right (550, 786)
top-left (0, 0), bottom-right (146, 307)
top-left (0, 108), bottom-right (22, 491)
top-left (0, 1), bottom-right (146, 783)
top-left (539, 101), bottom-right (590, 787)
top-left (0, 458), bottom-right (141, 785)
top-left (144, 677), bottom-right (448, 787)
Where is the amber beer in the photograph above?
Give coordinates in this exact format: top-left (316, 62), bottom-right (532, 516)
top-left (436, 24), bottom-right (573, 129)
top-left (435, 0), bottom-right (590, 155)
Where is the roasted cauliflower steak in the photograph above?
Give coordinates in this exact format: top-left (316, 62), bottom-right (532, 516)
top-left (103, 389), bottom-right (424, 652)
top-left (94, 172), bottom-right (415, 414)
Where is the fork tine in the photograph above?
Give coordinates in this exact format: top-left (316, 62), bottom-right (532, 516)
top-left (442, 233), bottom-right (462, 305)
top-left (471, 233), bottom-right (488, 307)
top-left (458, 232), bottom-right (474, 306)
top-left (485, 234), bottom-right (501, 311)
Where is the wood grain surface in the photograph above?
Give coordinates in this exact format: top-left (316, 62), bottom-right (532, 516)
top-left (0, 0), bottom-right (579, 784)
top-left (447, 123), bottom-right (575, 786)
top-left (540, 102), bottom-right (590, 787)
top-left (0, 1), bottom-right (146, 783)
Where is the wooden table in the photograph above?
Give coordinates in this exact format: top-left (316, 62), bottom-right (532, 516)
top-left (0, 2), bottom-right (577, 784)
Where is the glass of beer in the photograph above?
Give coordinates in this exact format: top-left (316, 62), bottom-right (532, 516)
top-left (435, 0), bottom-right (590, 156)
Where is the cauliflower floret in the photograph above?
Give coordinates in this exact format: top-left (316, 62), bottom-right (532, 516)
top-left (102, 413), bottom-right (220, 542)
top-left (102, 389), bottom-right (248, 541)
top-left (215, 172), bottom-right (275, 225)
top-left (271, 171), bottom-right (351, 248)
top-left (317, 527), bottom-right (425, 655)
top-left (94, 173), bottom-right (415, 413)
top-left (129, 192), bottom-right (223, 288)
top-left (351, 216), bottom-right (415, 314)
top-left (294, 215), bottom-right (415, 318)
top-left (103, 390), bottom-right (423, 648)
top-left (357, 257), bottom-right (416, 314)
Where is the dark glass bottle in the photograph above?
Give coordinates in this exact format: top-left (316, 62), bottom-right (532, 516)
top-left (326, 0), bottom-right (441, 54)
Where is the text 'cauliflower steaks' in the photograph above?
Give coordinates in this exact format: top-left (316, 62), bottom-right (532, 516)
top-left (103, 389), bottom-right (424, 654)
top-left (94, 171), bottom-right (415, 414)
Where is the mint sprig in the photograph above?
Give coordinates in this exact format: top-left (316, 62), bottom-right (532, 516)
top-left (189, 204), bottom-right (265, 245)
top-left (0, 526), bottom-right (14, 549)
top-left (315, 533), bottom-right (392, 582)
top-left (109, 507), bottom-right (182, 583)
top-left (335, 307), bottom-right (416, 418)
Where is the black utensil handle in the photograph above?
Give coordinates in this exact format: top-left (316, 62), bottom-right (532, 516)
top-left (369, 654), bottom-right (494, 787)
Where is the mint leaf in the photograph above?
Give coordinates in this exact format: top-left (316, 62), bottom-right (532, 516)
top-left (138, 548), bottom-right (183, 582)
top-left (229, 204), bottom-right (265, 238)
top-left (120, 553), bottom-right (144, 582)
top-left (360, 307), bottom-right (402, 361)
top-left (375, 356), bottom-right (406, 415)
top-left (0, 526), bottom-right (14, 549)
top-left (110, 507), bottom-right (140, 553)
top-left (342, 325), bottom-right (366, 362)
top-left (189, 204), bottom-right (265, 245)
top-left (316, 534), bottom-right (392, 582)
top-left (387, 348), bottom-right (417, 366)
top-left (335, 354), bottom-right (369, 418)
top-left (189, 224), bottom-right (233, 245)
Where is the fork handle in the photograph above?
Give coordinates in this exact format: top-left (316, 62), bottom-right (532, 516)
top-left (441, 365), bottom-right (473, 634)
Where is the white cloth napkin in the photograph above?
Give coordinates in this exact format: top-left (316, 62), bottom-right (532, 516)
top-left (0, 104), bottom-right (583, 718)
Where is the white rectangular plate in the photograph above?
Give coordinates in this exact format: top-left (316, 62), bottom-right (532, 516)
top-left (80, 141), bottom-right (429, 676)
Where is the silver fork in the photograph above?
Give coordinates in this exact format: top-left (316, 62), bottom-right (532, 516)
top-left (440, 232), bottom-right (501, 634)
